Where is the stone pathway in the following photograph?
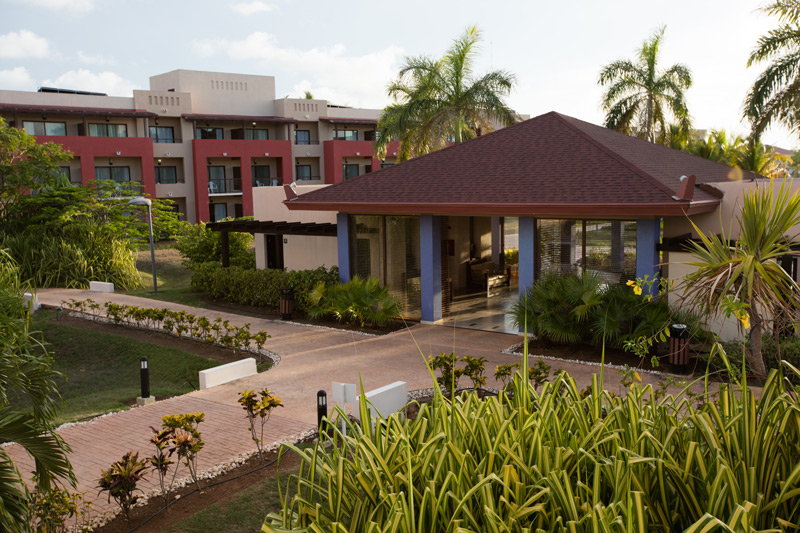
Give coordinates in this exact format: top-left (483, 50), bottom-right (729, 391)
top-left (8, 288), bottom-right (695, 523)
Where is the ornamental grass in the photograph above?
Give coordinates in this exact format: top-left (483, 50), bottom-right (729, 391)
top-left (265, 355), bottom-right (800, 532)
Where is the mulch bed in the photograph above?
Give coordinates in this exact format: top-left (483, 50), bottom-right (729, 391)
top-left (94, 447), bottom-right (303, 532)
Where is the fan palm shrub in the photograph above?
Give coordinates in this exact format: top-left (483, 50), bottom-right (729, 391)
top-left (307, 276), bottom-right (401, 327)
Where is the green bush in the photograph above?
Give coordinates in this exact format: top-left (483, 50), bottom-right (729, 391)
top-left (175, 220), bottom-right (255, 269)
top-left (266, 367), bottom-right (800, 531)
top-left (190, 263), bottom-right (339, 314)
top-left (307, 276), bottom-right (401, 327)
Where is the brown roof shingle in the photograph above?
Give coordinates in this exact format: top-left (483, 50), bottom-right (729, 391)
top-left (287, 112), bottom-right (761, 217)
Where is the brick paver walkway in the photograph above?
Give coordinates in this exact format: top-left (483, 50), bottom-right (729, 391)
top-left (7, 288), bottom-right (702, 523)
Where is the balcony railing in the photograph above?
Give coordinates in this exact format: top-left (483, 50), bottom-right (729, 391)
top-left (253, 178), bottom-right (283, 187)
top-left (295, 140), bottom-right (320, 145)
top-left (295, 176), bottom-right (321, 182)
top-left (208, 178), bottom-right (242, 194)
top-left (151, 135), bottom-right (182, 144)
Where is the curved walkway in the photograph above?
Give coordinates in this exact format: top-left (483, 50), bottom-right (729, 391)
top-left (9, 288), bottom-right (685, 522)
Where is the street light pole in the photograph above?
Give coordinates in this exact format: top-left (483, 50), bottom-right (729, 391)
top-left (128, 197), bottom-right (158, 294)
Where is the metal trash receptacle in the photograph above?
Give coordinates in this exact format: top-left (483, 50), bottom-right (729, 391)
top-left (669, 324), bottom-right (690, 374)
top-left (280, 287), bottom-right (294, 320)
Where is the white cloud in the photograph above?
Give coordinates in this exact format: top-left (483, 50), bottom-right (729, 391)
top-left (0, 30), bottom-right (52, 59)
top-left (0, 67), bottom-right (36, 90)
top-left (42, 69), bottom-right (138, 96)
top-left (192, 32), bottom-right (403, 108)
top-left (20, 0), bottom-right (94, 12)
top-left (77, 51), bottom-right (115, 66)
top-left (231, 1), bottom-right (277, 15)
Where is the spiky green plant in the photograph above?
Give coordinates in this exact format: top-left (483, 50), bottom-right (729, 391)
top-left (307, 276), bottom-right (401, 328)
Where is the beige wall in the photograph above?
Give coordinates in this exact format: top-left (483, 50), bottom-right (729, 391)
top-left (253, 185), bottom-right (337, 270)
top-left (149, 70), bottom-right (276, 116)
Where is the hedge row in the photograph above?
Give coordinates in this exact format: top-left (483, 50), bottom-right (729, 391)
top-left (190, 263), bottom-right (339, 314)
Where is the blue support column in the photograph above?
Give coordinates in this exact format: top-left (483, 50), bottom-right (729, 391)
top-left (636, 218), bottom-right (661, 294)
top-left (420, 215), bottom-right (442, 324)
top-left (518, 217), bottom-right (536, 299)
top-left (336, 213), bottom-right (351, 283)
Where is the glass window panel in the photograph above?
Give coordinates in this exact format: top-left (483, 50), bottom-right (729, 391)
top-left (538, 219), bottom-right (579, 276)
top-left (334, 130), bottom-right (358, 141)
top-left (150, 126), bottom-right (174, 143)
top-left (197, 128), bottom-right (223, 140)
top-left (295, 130), bottom-right (310, 144)
top-left (94, 167), bottom-right (111, 180)
top-left (155, 166), bottom-right (178, 184)
top-left (111, 167), bottom-right (130, 182)
top-left (45, 122), bottom-right (66, 135)
top-left (351, 215), bottom-right (384, 282)
top-left (385, 216), bottom-right (421, 319)
top-left (582, 221), bottom-right (637, 283)
top-left (88, 124), bottom-right (104, 136)
top-left (296, 165), bottom-right (311, 180)
top-left (245, 129), bottom-right (269, 140)
top-left (343, 164), bottom-right (359, 180)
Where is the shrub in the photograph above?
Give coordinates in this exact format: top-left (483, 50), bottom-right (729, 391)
top-left (265, 367), bottom-right (800, 531)
top-left (189, 263), bottom-right (339, 314)
top-left (98, 451), bottom-right (148, 520)
top-left (175, 220), bottom-right (255, 269)
top-left (238, 388), bottom-right (283, 461)
top-left (307, 276), bottom-right (401, 327)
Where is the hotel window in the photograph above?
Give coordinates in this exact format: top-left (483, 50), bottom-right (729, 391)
top-left (245, 129), bottom-right (269, 140)
top-left (343, 164), bottom-right (359, 180)
top-left (155, 166), bottom-right (178, 184)
top-left (197, 127), bottom-right (223, 140)
top-left (95, 166), bottom-right (131, 184)
top-left (149, 126), bottom-right (175, 143)
top-left (295, 130), bottom-right (310, 145)
top-left (296, 165), bottom-right (312, 181)
top-left (380, 162), bottom-right (394, 169)
top-left (334, 129), bottom-right (358, 141)
top-left (22, 121), bottom-right (66, 136)
top-left (252, 165), bottom-right (275, 187)
top-left (89, 124), bottom-right (128, 137)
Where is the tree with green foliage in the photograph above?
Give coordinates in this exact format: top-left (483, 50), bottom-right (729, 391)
top-left (681, 179), bottom-right (800, 377)
top-left (598, 26), bottom-right (692, 143)
top-left (0, 250), bottom-right (73, 531)
top-left (745, 0), bottom-right (800, 138)
top-left (0, 117), bottom-right (71, 219)
top-left (375, 26), bottom-right (517, 161)
top-left (174, 219), bottom-right (255, 269)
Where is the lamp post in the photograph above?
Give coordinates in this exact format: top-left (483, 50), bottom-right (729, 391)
top-left (127, 197), bottom-right (158, 294)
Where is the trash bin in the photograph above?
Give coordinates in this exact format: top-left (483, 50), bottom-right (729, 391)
top-left (669, 324), bottom-right (690, 374)
top-left (280, 288), bottom-right (294, 320)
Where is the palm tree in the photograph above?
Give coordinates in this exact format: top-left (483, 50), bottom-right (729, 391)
top-left (0, 250), bottom-right (73, 530)
top-left (680, 179), bottom-right (800, 377)
top-left (598, 26), bottom-right (692, 143)
top-left (374, 26), bottom-right (517, 161)
top-left (745, 1), bottom-right (800, 138)
top-left (734, 139), bottom-right (790, 178)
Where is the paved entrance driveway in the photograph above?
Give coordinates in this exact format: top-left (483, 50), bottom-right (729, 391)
top-left (8, 289), bottom-right (678, 522)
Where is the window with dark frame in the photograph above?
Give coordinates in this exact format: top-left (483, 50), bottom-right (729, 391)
top-left (88, 124), bottom-right (128, 137)
top-left (197, 127), bottom-right (223, 140)
top-left (149, 126), bottom-right (175, 143)
top-left (296, 164), bottom-right (312, 181)
top-left (343, 163), bottom-right (359, 180)
top-left (334, 129), bottom-right (358, 141)
top-left (252, 165), bottom-right (274, 186)
top-left (22, 121), bottom-right (66, 136)
top-left (245, 129), bottom-right (269, 140)
top-left (155, 166), bottom-right (179, 184)
top-left (295, 130), bottom-right (311, 144)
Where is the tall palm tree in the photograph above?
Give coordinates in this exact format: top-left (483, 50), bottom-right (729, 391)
top-left (374, 26), bottom-right (517, 161)
top-left (734, 139), bottom-right (790, 178)
top-left (598, 26), bottom-right (692, 143)
top-left (745, 0), bottom-right (800, 138)
top-left (681, 179), bottom-right (800, 377)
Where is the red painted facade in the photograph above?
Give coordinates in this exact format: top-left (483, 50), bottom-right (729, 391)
top-left (36, 135), bottom-right (156, 197)
top-left (323, 140), bottom-right (400, 183)
top-left (190, 139), bottom-right (293, 222)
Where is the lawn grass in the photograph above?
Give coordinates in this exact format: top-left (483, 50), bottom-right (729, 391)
top-left (167, 454), bottom-right (301, 533)
top-left (31, 309), bottom-right (218, 424)
top-left (127, 244), bottom-right (206, 307)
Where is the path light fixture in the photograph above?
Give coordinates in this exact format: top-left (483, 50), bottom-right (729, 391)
top-left (127, 197), bottom-right (158, 294)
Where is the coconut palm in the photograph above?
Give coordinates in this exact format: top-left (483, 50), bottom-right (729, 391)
top-left (0, 250), bottom-right (73, 530)
top-left (745, 0), bottom-right (800, 137)
top-left (598, 26), bottom-right (692, 143)
top-left (374, 26), bottom-right (517, 161)
top-left (681, 179), bottom-right (800, 377)
top-left (734, 139), bottom-right (790, 178)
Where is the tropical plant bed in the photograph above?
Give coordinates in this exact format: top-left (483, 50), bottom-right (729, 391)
top-left (511, 338), bottom-right (684, 373)
top-left (93, 447), bottom-right (303, 533)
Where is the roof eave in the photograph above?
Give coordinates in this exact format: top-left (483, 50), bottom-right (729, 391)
top-left (284, 199), bottom-right (721, 218)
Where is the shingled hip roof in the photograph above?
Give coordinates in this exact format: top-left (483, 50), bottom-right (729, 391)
top-left (286, 111), bottom-right (762, 218)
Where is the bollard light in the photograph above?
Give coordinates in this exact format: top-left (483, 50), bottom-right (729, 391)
top-left (140, 356), bottom-right (150, 399)
top-left (316, 390), bottom-right (328, 435)
top-left (56, 305), bottom-right (63, 321)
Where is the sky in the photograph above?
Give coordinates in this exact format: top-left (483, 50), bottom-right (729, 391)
top-left (1, 0), bottom-right (796, 150)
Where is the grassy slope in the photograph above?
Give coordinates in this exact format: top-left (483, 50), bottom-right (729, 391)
top-left (127, 244), bottom-right (205, 307)
top-left (31, 309), bottom-right (218, 424)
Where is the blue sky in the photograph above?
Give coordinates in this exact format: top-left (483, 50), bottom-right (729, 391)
top-left (2, 0), bottom-right (795, 149)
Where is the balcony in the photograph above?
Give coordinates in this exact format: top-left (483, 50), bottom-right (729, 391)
top-left (253, 178), bottom-right (283, 187)
top-left (208, 178), bottom-right (242, 195)
top-left (151, 135), bottom-right (182, 144)
top-left (294, 139), bottom-right (320, 145)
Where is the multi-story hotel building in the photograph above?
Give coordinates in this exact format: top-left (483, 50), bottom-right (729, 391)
top-left (0, 69), bottom-right (401, 223)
